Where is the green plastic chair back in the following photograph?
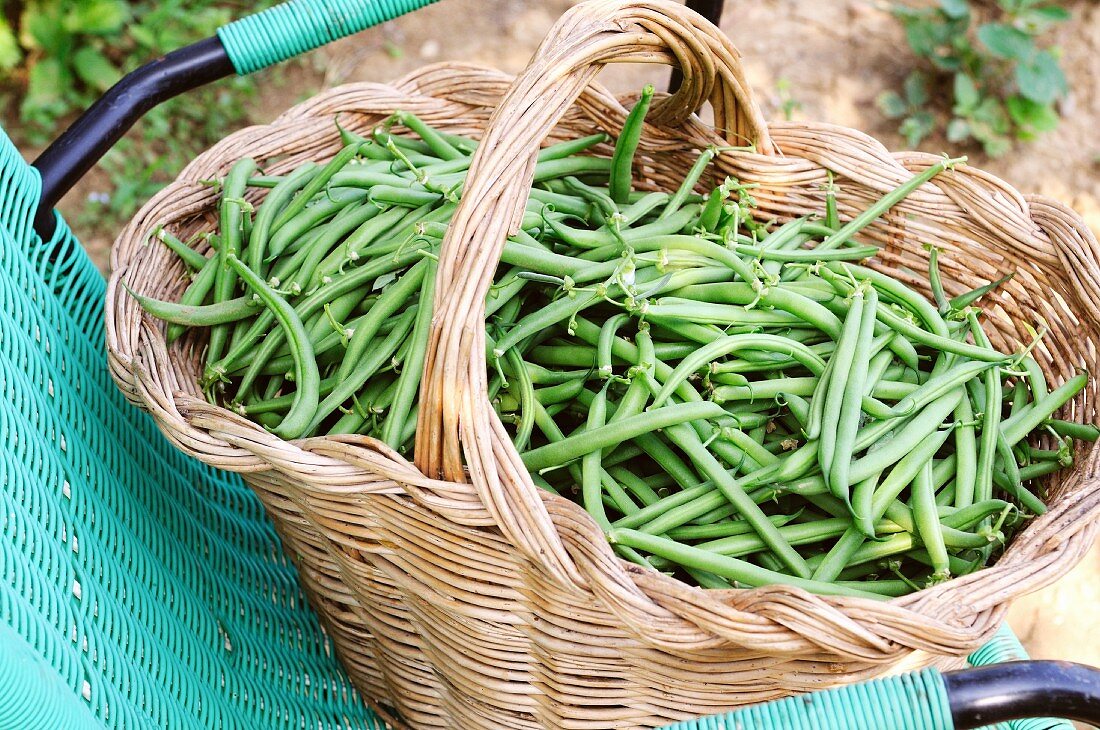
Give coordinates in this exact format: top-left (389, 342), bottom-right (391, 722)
top-left (0, 125), bottom-right (382, 728)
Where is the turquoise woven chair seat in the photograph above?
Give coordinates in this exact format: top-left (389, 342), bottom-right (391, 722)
top-left (0, 126), bottom-right (382, 728)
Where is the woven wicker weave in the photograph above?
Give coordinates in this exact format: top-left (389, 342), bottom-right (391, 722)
top-left (107, 1), bottom-right (1100, 727)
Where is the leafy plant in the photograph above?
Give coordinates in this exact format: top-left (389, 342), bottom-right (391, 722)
top-left (3, 1), bottom-right (130, 136)
top-left (775, 78), bottom-right (802, 121)
top-left (0, 1), bottom-right (302, 237)
top-left (879, 0), bottom-right (1070, 156)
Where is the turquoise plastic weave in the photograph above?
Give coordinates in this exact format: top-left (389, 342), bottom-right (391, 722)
top-left (966, 626), bottom-right (1072, 730)
top-left (0, 126), bottom-right (382, 727)
top-left (217, 0), bottom-right (440, 75)
top-left (661, 623), bottom-right (1071, 730)
top-left (661, 667), bottom-right (954, 730)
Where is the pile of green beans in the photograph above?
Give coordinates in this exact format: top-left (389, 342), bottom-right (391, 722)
top-left (135, 101), bottom-right (1098, 600)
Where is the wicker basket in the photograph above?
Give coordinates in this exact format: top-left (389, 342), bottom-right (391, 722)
top-left (106, 1), bottom-right (1100, 727)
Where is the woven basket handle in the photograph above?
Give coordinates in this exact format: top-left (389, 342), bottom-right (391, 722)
top-left (414, 0), bottom-right (773, 582)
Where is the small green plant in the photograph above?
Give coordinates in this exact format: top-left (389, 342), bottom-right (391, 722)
top-left (879, 0), bottom-right (1070, 156)
top-left (1, 1), bottom-right (131, 137)
top-left (775, 78), bottom-right (802, 121)
top-left (0, 1), bottom-right (302, 237)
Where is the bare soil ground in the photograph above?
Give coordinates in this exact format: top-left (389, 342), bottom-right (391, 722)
top-left (60, 0), bottom-right (1099, 666)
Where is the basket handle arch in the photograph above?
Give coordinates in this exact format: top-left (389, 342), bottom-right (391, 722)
top-left (414, 0), bottom-right (774, 583)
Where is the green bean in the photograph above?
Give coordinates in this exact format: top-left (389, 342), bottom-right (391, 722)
top-left (272, 143), bottom-right (363, 235)
top-left (266, 223), bottom-right (329, 286)
top-left (613, 233), bottom-right (758, 284)
top-left (242, 375), bottom-right (339, 416)
top-left (291, 203), bottom-right (399, 291)
top-left (1018, 355), bottom-right (1049, 403)
top-left (713, 376), bottom-right (918, 404)
top-left (610, 483), bottom-right (717, 534)
top-left (609, 85), bottom-right (654, 204)
top-left (848, 388), bottom-right (963, 485)
top-left (597, 314), bottom-right (630, 380)
top-left (1009, 378), bottom-right (1030, 418)
top-left (311, 202), bottom-right (428, 288)
top-left (271, 192), bottom-right (369, 262)
top-left (1044, 418), bottom-right (1100, 441)
top-left (521, 401), bottom-right (727, 473)
top-left (656, 417), bottom-right (812, 577)
top-left (528, 344), bottom-right (597, 369)
top-left (561, 175), bottom-right (619, 221)
top-left (914, 460), bottom-right (950, 579)
top-left (534, 378), bottom-right (588, 407)
top-left (127, 288), bottom-right (257, 327)
top-left (814, 426), bottom-right (953, 579)
top-left (824, 175), bottom-right (840, 229)
top-left (209, 242), bottom-right (428, 384)
top-left (648, 318), bottom-right (725, 345)
top-left (607, 530), bottom-right (882, 599)
top-left (633, 433), bottom-right (699, 492)
top-left (838, 580), bottom-right (914, 597)
top-left (991, 466), bottom-right (1048, 515)
top-left (888, 360), bottom-right (1001, 416)
top-left (606, 466), bottom-right (662, 508)
top-left (600, 471), bottom-right (642, 519)
top-left (248, 162), bottom-right (318, 272)
top-left (680, 569), bottom-right (731, 589)
top-left (491, 270), bottom-right (661, 359)
top-left (339, 260), bottom-right (427, 381)
top-left (329, 407), bottom-right (368, 435)
top-left (661, 147), bottom-right (716, 219)
top-left (380, 257), bottom-right (437, 450)
top-left (1002, 372), bottom-right (1088, 445)
top-left (953, 393), bottom-right (978, 509)
top-left (849, 467), bottom-right (883, 539)
top-left (671, 280), bottom-right (835, 306)
top-left (819, 284), bottom-right (866, 495)
top-left (533, 156), bottom-right (614, 183)
top-left (367, 185), bottom-right (443, 208)
top-left (696, 516), bottom-right (906, 558)
top-left (582, 384), bottom-right (613, 525)
top-left (225, 254), bottom-right (318, 440)
top-left (253, 306), bottom-right (404, 376)
top-left (780, 393), bottom-right (812, 431)
top-left (502, 347), bottom-right (536, 451)
top-left (547, 205), bottom-right (700, 249)
top-left (737, 243), bottom-right (880, 262)
top-left (652, 334), bottom-right (826, 408)
top-left (813, 539), bottom-right (973, 576)
top-left (645, 300), bottom-right (805, 328)
top-left (373, 127), bottom-right (433, 157)
top-left (156, 227), bottom-right (208, 270)
top-left (666, 513), bottom-right (799, 541)
top-left (393, 111), bottom-right (463, 160)
top-left (165, 237), bottom-right (221, 342)
top-left (619, 191), bottom-right (670, 227)
top-left (651, 341), bottom-right (697, 361)
top-left (949, 273), bottom-right (1014, 311)
top-left (927, 245), bottom-right (950, 314)
top-left (428, 129), bottom-right (475, 154)
top-left (828, 286), bottom-right (878, 504)
top-left (880, 303), bottom-right (1005, 363)
top-left (815, 157), bottom-right (965, 252)
top-left (536, 132), bottom-right (608, 162)
top-left (307, 307), bottom-right (417, 432)
top-left (528, 189), bottom-right (591, 219)
top-left (208, 158), bottom-right (258, 370)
